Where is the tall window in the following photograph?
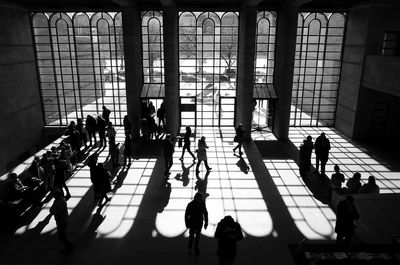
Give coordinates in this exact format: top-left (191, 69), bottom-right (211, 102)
top-left (32, 12), bottom-right (126, 126)
top-left (141, 11), bottom-right (164, 84)
top-left (254, 11), bottom-right (277, 84)
top-left (179, 12), bottom-right (239, 127)
top-left (290, 13), bottom-right (346, 127)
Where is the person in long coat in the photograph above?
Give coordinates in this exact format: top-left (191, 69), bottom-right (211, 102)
top-left (196, 136), bottom-right (211, 173)
top-left (335, 195), bottom-right (359, 244)
top-left (185, 192), bottom-right (208, 254)
top-left (215, 215), bottom-right (243, 265)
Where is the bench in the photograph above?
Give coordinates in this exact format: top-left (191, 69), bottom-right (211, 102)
top-left (0, 135), bottom-right (68, 220)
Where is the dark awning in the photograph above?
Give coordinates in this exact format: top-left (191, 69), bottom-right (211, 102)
top-left (253, 83), bottom-right (278, 99)
top-left (140, 84), bottom-right (165, 98)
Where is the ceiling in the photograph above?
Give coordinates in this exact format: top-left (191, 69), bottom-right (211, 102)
top-left (0, 0), bottom-right (383, 10)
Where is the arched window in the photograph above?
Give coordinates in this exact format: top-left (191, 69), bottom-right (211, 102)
top-left (32, 12), bottom-right (126, 126)
top-left (291, 12), bottom-right (346, 127)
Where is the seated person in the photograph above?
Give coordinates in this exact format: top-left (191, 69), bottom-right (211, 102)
top-left (359, 175), bottom-right (380, 194)
top-left (346, 172), bottom-right (362, 194)
top-left (331, 164), bottom-right (345, 192)
top-left (8, 173), bottom-right (28, 200)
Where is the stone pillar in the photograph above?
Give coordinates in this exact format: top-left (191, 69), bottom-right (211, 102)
top-left (163, 3), bottom-right (180, 136)
top-left (272, 6), bottom-right (298, 140)
top-left (335, 4), bottom-right (370, 139)
top-left (236, 4), bottom-right (257, 139)
top-left (122, 6), bottom-right (143, 139)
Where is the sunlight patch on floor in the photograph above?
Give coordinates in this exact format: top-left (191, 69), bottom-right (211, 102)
top-left (264, 159), bottom-right (336, 240)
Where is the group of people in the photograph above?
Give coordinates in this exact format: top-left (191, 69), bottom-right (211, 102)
top-left (140, 101), bottom-right (166, 141)
top-left (299, 132), bottom-right (331, 177)
top-left (185, 192), bottom-right (243, 264)
top-left (163, 124), bottom-right (246, 177)
top-left (330, 165), bottom-right (380, 194)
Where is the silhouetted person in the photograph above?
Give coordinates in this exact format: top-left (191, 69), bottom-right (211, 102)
top-left (50, 189), bottom-right (74, 254)
top-left (85, 115), bottom-right (97, 146)
top-left (53, 157), bottom-right (71, 200)
top-left (185, 192), bottom-right (208, 255)
top-left (102, 105), bottom-right (111, 124)
top-left (196, 136), bottom-right (211, 173)
top-left (40, 152), bottom-right (54, 191)
top-left (148, 101), bottom-right (156, 117)
top-left (304, 135), bottom-right (314, 166)
top-left (96, 163), bottom-right (112, 207)
top-left (123, 115), bottom-right (131, 135)
top-left (157, 101), bottom-right (166, 130)
top-left (8, 173), bottom-right (28, 200)
top-left (180, 126), bottom-right (196, 161)
top-left (215, 215), bottom-right (244, 265)
top-left (106, 122), bottom-right (116, 145)
top-left (163, 134), bottom-right (174, 176)
top-left (233, 123), bottom-right (244, 156)
top-left (335, 195), bottom-right (359, 244)
top-left (65, 121), bottom-right (79, 151)
top-left (299, 140), bottom-right (309, 178)
top-left (359, 175), bottom-right (380, 194)
top-left (97, 115), bottom-right (107, 147)
top-left (346, 172), bottom-right (362, 194)
top-left (88, 154), bottom-right (99, 200)
top-left (109, 140), bottom-right (120, 167)
top-left (331, 164), bottom-right (345, 192)
top-left (314, 132), bottom-right (331, 175)
top-left (123, 132), bottom-right (132, 165)
top-left (76, 118), bottom-right (87, 148)
top-left (28, 156), bottom-right (42, 180)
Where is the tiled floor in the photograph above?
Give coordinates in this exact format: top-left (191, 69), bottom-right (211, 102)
top-left (1, 126), bottom-right (399, 265)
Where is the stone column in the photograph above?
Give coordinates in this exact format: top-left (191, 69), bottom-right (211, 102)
top-left (273, 6), bottom-right (298, 140)
top-left (163, 3), bottom-right (180, 136)
top-left (122, 6), bottom-right (143, 139)
top-left (236, 4), bottom-right (257, 139)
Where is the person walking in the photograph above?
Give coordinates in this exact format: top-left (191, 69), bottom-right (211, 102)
top-left (157, 101), bottom-right (166, 131)
top-left (314, 132), bottom-right (331, 175)
top-left (335, 195), bottom-right (359, 244)
top-left (163, 134), bottom-right (174, 176)
top-left (196, 136), bottom-right (212, 173)
top-left (50, 189), bottom-right (74, 254)
top-left (215, 215), bottom-right (244, 265)
top-left (233, 124), bottom-right (245, 156)
top-left (180, 126), bottom-right (196, 161)
top-left (185, 192), bottom-right (208, 255)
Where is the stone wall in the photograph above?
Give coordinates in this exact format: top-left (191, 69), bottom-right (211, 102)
top-left (0, 3), bottom-right (44, 175)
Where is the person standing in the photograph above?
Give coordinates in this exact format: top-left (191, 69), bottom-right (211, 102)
top-left (314, 132), bottom-right (331, 175)
top-left (96, 163), bottom-right (112, 207)
top-left (157, 101), bottom-right (166, 131)
top-left (233, 124), bottom-right (245, 156)
top-left (123, 132), bottom-right (132, 166)
top-left (304, 135), bottom-right (314, 168)
top-left (106, 122), bottom-right (116, 145)
top-left (196, 136), bottom-right (212, 173)
top-left (102, 105), bottom-right (111, 124)
top-left (97, 115), bottom-right (107, 147)
top-left (185, 192), bottom-right (208, 255)
top-left (335, 195), bottom-right (359, 244)
top-left (163, 134), bottom-right (174, 175)
top-left (85, 114), bottom-right (97, 146)
top-left (180, 126), bottom-right (196, 161)
top-left (123, 115), bottom-right (132, 135)
top-left (215, 215), bottom-right (244, 265)
top-left (50, 189), bottom-right (74, 254)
